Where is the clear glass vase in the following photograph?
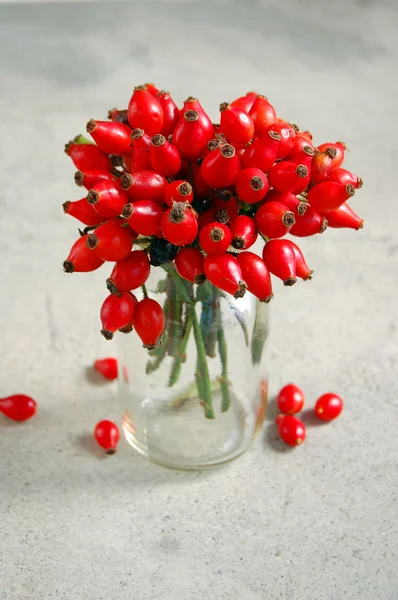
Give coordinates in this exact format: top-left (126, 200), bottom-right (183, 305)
top-left (117, 265), bottom-right (270, 469)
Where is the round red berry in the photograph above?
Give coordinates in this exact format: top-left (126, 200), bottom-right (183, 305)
top-left (277, 384), bottom-right (305, 415)
top-left (164, 180), bottom-right (193, 206)
top-left (161, 203), bottom-right (198, 246)
top-left (133, 297), bottom-right (165, 349)
top-left (235, 167), bottom-right (269, 204)
top-left (0, 394), bottom-right (37, 421)
top-left (94, 420), bottom-right (120, 454)
top-left (219, 102), bottom-right (254, 144)
top-left (199, 222), bottom-right (232, 255)
top-left (94, 358), bottom-right (118, 380)
top-left (200, 144), bottom-right (241, 188)
top-left (175, 247), bottom-right (206, 285)
top-left (106, 250), bottom-right (150, 294)
top-left (277, 414), bottom-right (306, 446)
top-left (314, 393), bottom-right (343, 421)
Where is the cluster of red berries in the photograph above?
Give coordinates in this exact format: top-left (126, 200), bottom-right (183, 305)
top-left (275, 384), bottom-right (343, 446)
top-left (63, 83), bottom-right (363, 344)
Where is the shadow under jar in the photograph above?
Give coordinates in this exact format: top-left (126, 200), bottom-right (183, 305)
top-left (118, 265), bottom-right (269, 469)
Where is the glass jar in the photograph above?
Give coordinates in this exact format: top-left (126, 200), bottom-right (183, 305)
top-left (118, 266), bottom-right (270, 469)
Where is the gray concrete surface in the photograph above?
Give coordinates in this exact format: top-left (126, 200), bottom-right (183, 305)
top-left (0, 1), bottom-right (397, 598)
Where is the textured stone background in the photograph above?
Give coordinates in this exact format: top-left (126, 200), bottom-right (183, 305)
top-left (0, 1), bottom-right (397, 599)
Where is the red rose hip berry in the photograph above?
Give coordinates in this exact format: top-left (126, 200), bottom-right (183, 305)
top-left (204, 253), bottom-right (246, 298)
top-left (94, 358), bottom-right (118, 380)
top-left (65, 138), bottom-right (112, 172)
top-left (94, 420), bottom-right (120, 454)
top-left (62, 198), bottom-right (104, 226)
top-left (230, 215), bottom-right (258, 250)
top-left (277, 384), bottom-right (305, 415)
top-left (200, 144), bottom-right (241, 188)
top-left (173, 110), bottom-right (211, 162)
top-left (161, 203), bottom-right (198, 246)
top-left (288, 240), bottom-right (313, 280)
top-left (262, 239), bottom-right (297, 286)
top-left (106, 250), bottom-right (150, 294)
top-left (86, 219), bottom-right (135, 262)
top-left (249, 95), bottom-right (277, 136)
top-left (87, 181), bottom-right (129, 218)
top-left (164, 180), bottom-right (193, 206)
top-left (86, 119), bottom-right (132, 155)
top-left (307, 181), bottom-right (355, 212)
top-left (219, 102), bottom-right (255, 144)
top-left (255, 201), bottom-right (295, 239)
top-left (199, 222), bottom-right (232, 255)
top-left (127, 85), bottom-right (164, 136)
top-left (133, 298), bottom-right (165, 349)
top-left (268, 161), bottom-right (309, 193)
top-left (0, 394), bottom-right (37, 421)
top-left (241, 130), bottom-right (280, 172)
top-left (130, 128), bottom-right (152, 172)
top-left (150, 134), bottom-right (181, 177)
top-left (120, 170), bottom-right (168, 204)
top-left (74, 170), bottom-right (115, 190)
top-left (236, 251), bottom-right (273, 302)
top-left (157, 90), bottom-right (180, 137)
top-left (122, 199), bottom-right (163, 236)
top-left (63, 235), bottom-right (105, 273)
top-left (314, 393), bottom-right (343, 421)
top-left (100, 291), bottom-right (137, 339)
top-left (235, 168), bottom-right (269, 204)
top-left (277, 415), bottom-right (306, 446)
top-left (175, 247), bottom-right (206, 285)
top-left (320, 202), bottom-right (363, 230)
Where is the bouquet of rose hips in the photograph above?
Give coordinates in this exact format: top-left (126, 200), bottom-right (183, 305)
top-left (62, 84), bottom-right (363, 416)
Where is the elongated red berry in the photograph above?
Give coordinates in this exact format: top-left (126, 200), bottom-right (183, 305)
top-left (235, 167), bottom-right (269, 204)
top-left (230, 91), bottom-right (258, 113)
top-left (320, 202), bottom-right (363, 230)
top-left (219, 102), bottom-right (254, 144)
top-left (94, 357), bottom-right (118, 380)
top-left (314, 393), bottom-right (343, 421)
top-left (86, 219), bottom-right (134, 262)
top-left (230, 215), bottom-right (258, 250)
top-left (86, 119), bottom-right (132, 155)
top-left (120, 170), bottom-right (167, 203)
top-left (182, 97), bottom-right (213, 138)
top-left (94, 420), bottom-right (120, 453)
top-left (288, 132), bottom-right (315, 160)
top-left (311, 150), bottom-right (336, 184)
top-left (255, 201), bottom-right (295, 239)
top-left (288, 240), bottom-right (313, 280)
top-left (86, 181), bottom-right (128, 218)
top-left (199, 222), bottom-right (232, 255)
top-left (150, 134), bottom-right (181, 176)
top-left (237, 251), bottom-right (273, 302)
top-left (130, 128), bottom-right (152, 171)
top-left (204, 253), bottom-right (246, 298)
top-left (241, 130), bottom-right (280, 172)
top-left (133, 298), bottom-right (165, 348)
top-left (157, 90), bottom-right (180, 137)
top-left (290, 205), bottom-right (328, 237)
top-left (127, 85), bottom-right (163, 136)
top-left (317, 141), bottom-right (346, 169)
top-left (106, 250), bottom-right (150, 294)
top-left (100, 291), bottom-right (137, 339)
top-left (175, 247), bottom-right (206, 284)
top-left (268, 161), bottom-right (309, 193)
top-left (122, 200), bottom-right (163, 236)
top-left (164, 180), bottom-right (193, 206)
top-left (262, 239), bottom-right (297, 285)
top-left (74, 170), bottom-right (115, 190)
top-left (0, 394), bottom-right (37, 421)
top-left (63, 235), bottom-right (105, 273)
top-left (63, 198), bottom-right (104, 226)
top-left (65, 138), bottom-right (112, 172)
top-left (328, 168), bottom-right (363, 189)
top-left (264, 190), bottom-right (308, 217)
top-left (277, 414), bottom-right (306, 446)
top-left (201, 144), bottom-right (241, 187)
top-left (307, 181), bottom-right (355, 212)
top-left (173, 110), bottom-right (211, 162)
top-left (277, 384), bottom-right (305, 415)
top-left (161, 203), bottom-right (198, 246)
top-left (249, 96), bottom-right (277, 136)
top-left (266, 120), bottom-right (296, 159)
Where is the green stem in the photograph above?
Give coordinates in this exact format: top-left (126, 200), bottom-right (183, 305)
top-left (191, 307), bottom-right (214, 419)
top-left (200, 302), bottom-right (217, 358)
top-left (215, 306), bottom-right (230, 412)
top-left (168, 309), bottom-right (193, 386)
top-left (141, 283), bottom-right (148, 299)
top-left (166, 274), bottom-right (176, 356)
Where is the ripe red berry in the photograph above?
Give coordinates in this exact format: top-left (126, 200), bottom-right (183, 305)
top-left (63, 235), bottom-right (105, 273)
top-left (74, 170), bottom-right (115, 190)
top-left (65, 139), bottom-right (112, 172)
top-left (314, 393), bottom-right (343, 421)
top-left (127, 85), bottom-right (163, 136)
top-left (235, 167), bottom-right (269, 204)
top-left (268, 161), bottom-right (309, 193)
top-left (277, 414), bottom-right (306, 446)
top-left (277, 384), bottom-right (305, 414)
top-left (249, 95), bottom-right (277, 137)
top-left (241, 130), bottom-right (280, 172)
top-left (133, 297), bottom-right (166, 348)
top-left (86, 119), bottom-right (132, 155)
top-left (307, 181), bottom-right (355, 212)
top-left (175, 247), bottom-right (206, 284)
top-left (198, 208), bottom-right (216, 230)
top-left (320, 202), bottom-right (363, 230)
top-left (181, 96), bottom-right (213, 139)
top-left (86, 181), bottom-right (129, 218)
top-left (130, 128), bottom-right (152, 172)
top-left (230, 91), bottom-right (258, 113)
top-left (267, 120), bottom-right (296, 159)
top-left (213, 195), bottom-right (239, 225)
top-left (199, 222), bottom-right (232, 255)
top-left (63, 198), bottom-right (104, 226)
top-left (173, 110), bottom-right (211, 162)
top-left (119, 170), bottom-right (167, 203)
top-left (310, 149), bottom-right (337, 184)
top-left (94, 420), bottom-right (120, 454)
top-left (106, 250), bottom-right (150, 294)
top-left (255, 201), bottom-right (295, 239)
top-left (200, 144), bottom-right (241, 187)
top-left (288, 132), bottom-right (315, 160)
top-left (262, 239), bottom-right (297, 286)
top-left (86, 219), bottom-right (135, 262)
top-left (157, 90), bottom-right (180, 137)
top-left (161, 203), bottom-right (198, 246)
top-left (236, 251), bottom-right (273, 302)
top-left (219, 102), bottom-right (255, 144)
top-left (150, 134), bottom-right (181, 176)
top-left (122, 199), bottom-right (163, 236)
top-left (0, 394), bottom-right (37, 421)
top-left (287, 240), bottom-right (313, 280)
top-left (328, 168), bottom-right (363, 189)
top-left (145, 82), bottom-right (160, 96)
top-left (230, 215), bottom-right (258, 250)
top-left (164, 180), bottom-right (193, 206)
top-left (94, 357), bottom-right (118, 380)
top-left (192, 161), bottom-right (211, 197)
top-left (100, 291), bottom-right (137, 339)
top-left (264, 190), bottom-right (308, 217)
top-left (317, 141), bottom-right (346, 169)
top-left (204, 253), bottom-right (246, 298)
top-left (290, 205), bottom-right (328, 237)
